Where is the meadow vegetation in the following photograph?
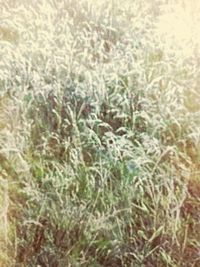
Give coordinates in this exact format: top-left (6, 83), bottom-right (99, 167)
top-left (0, 0), bottom-right (200, 266)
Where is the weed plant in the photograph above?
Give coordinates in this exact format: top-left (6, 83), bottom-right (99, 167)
top-left (0, 0), bottom-right (200, 266)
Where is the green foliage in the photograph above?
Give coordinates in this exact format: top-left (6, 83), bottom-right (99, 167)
top-left (0, 0), bottom-right (200, 266)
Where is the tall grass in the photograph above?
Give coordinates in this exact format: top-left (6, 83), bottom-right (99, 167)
top-left (0, 0), bottom-right (200, 266)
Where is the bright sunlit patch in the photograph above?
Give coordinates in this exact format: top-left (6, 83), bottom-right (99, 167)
top-left (156, 1), bottom-right (200, 57)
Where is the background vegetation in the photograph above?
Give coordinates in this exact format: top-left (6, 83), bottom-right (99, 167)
top-left (0, 0), bottom-right (200, 266)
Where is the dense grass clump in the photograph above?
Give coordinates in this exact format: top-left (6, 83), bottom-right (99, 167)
top-left (0, 0), bottom-right (200, 266)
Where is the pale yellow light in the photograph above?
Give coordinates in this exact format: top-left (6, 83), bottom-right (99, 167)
top-left (156, 1), bottom-right (200, 57)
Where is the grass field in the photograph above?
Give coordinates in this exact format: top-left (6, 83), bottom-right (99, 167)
top-left (0, 0), bottom-right (200, 266)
